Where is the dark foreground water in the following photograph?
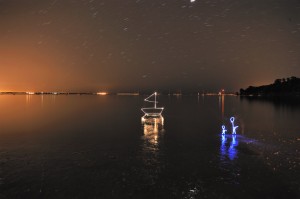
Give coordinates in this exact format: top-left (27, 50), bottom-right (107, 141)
top-left (0, 95), bottom-right (299, 199)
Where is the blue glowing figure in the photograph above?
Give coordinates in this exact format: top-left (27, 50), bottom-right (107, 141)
top-left (230, 117), bottom-right (238, 134)
top-left (221, 125), bottom-right (227, 135)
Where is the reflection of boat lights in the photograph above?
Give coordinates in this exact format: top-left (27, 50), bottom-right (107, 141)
top-left (142, 116), bottom-right (164, 146)
top-left (140, 115), bottom-right (165, 185)
top-left (141, 115), bottom-right (164, 126)
top-left (154, 135), bottom-right (158, 142)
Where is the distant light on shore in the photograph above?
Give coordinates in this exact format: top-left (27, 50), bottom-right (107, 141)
top-left (97, 92), bottom-right (108, 95)
top-left (26, 92), bottom-right (35, 95)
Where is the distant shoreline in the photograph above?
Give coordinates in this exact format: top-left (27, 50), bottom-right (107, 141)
top-left (239, 76), bottom-right (300, 96)
top-left (0, 92), bottom-right (238, 96)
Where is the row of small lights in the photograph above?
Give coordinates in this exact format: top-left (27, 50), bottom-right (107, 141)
top-left (26, 92), bottom-right (59, 95)
top-left (26, 92), bottom-right (108, 95)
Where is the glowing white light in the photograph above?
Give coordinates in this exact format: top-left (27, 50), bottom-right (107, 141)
top-left (221, 125), bottom-right (227, 135)
top-left (191, 0), bottom-right (196, 2)
top-left (141, 92), bottom-right (164, 117)
top-left (97, 92), bottom-right (107, 95)
top-left (144, 92), bottom-right (158, 104)
top-left (26, 92), bottom-right (35, 95)
top-left (230, 117), bottom-right (238, 134)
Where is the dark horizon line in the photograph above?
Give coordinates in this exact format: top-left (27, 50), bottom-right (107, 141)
top-left (0, 88), bottom-right (238, 94)
top-left (0, 91), bottom-right (237, 96)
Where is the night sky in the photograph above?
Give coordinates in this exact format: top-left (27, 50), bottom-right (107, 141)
top-left (0, 0), bottom-right (300, 92)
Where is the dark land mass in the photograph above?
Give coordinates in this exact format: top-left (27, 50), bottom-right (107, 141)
top-left (239, 76), bottom-right (300, 96)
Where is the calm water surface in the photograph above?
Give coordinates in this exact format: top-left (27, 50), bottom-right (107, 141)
top-left (0, 95), bottom-right (299, 198)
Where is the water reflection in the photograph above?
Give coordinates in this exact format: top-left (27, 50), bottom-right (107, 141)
top-left (140, 116), bottom-right (165, 185)
top-left (220, 134), bottom-right (227, 160)
top-left (220, 134), bottom-right (239, 161)
top-left (229, 135), bottom-right (238, 160)
top-left (141, 115), bottom-right (164, 151)
top-left (240, 95), bottom-right (300, 109)
top-left (219, 134), bottom-right (240, 185)
top-left (41, 95), bottom-right (44, 107)
top-left (219, 95), bottom-right (225, 119)
top-left (26, 94), bottom-right (32, 105)
top-left (142, 115), bottom-right (164, 130)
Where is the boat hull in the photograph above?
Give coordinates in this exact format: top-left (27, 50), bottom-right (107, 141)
top-left (141, 107), bottom-right (164, 117)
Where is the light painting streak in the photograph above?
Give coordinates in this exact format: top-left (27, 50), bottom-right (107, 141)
top-left (230, 117), bottom-right (238, 134)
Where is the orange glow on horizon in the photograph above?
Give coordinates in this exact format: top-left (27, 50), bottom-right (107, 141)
top-left (97, 92), bottom-right (108, 95)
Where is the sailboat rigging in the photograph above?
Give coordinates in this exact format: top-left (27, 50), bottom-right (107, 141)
top-left (141, 92), bottom-right (164, 117)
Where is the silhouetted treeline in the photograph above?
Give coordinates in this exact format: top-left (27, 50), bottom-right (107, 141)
top-left (239, 76), bottom-right (300, 96)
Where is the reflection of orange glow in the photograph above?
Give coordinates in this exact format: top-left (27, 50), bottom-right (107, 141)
top-left (97, 92), bottom-right (108, 95)
top-left (26, 94), bottom-right (31, 104)
top-left (221, 95), bottom-right (224, 119)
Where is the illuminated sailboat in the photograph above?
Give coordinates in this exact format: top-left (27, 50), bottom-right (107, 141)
top-left (141, 92), bottom-right (164, 117)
